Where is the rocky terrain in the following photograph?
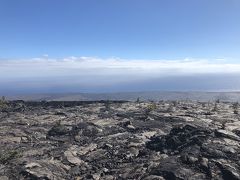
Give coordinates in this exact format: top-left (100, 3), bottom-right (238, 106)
top-left (0, 100), bottom-right (240, 180)
top-left (6, 91), bottom-right (240, 102)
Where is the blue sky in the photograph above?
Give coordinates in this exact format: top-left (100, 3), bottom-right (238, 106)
top-left (0, 0), bottom-right (240, 59)
top-left (0, 0), bottom-right (240, 94)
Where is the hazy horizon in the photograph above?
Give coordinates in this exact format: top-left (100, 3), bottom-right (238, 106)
top-left (1, 57), bottom-right (240, 94)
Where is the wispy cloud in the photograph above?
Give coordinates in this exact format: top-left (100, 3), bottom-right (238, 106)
top-left (0, 57), bottom-right (240, 79)
top-left (1, 57), bottom-right (240, 93)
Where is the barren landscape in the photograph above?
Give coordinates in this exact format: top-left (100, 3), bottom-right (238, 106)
top-left (0, 100), bottom-right (240, 179)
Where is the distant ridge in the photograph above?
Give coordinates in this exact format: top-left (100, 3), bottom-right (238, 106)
top-left (5, 91), bottom-right (240, 102)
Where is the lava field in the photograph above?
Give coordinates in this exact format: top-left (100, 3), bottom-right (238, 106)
top-left (0, 100), bottom-right (240, 180)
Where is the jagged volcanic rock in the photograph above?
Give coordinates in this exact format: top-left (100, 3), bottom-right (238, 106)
top-left (0, 100), bottom-right (240, 179)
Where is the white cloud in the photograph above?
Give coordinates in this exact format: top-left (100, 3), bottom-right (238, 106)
top-left (0, 57), bottom-right (240, 80)
top-left (1, 57), bottom-right (240, 93)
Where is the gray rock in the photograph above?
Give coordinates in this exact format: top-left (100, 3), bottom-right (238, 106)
top-left (1, 100), bottom-right (240, 179)
top-left (215, 129), bottom-right (240, 141)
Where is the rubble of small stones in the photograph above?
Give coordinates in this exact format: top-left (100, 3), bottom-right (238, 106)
top-left (0, 100), bottom-right (240, 179)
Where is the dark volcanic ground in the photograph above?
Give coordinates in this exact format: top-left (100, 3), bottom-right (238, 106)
top-left (0, 100), bottom-right (240, 180)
